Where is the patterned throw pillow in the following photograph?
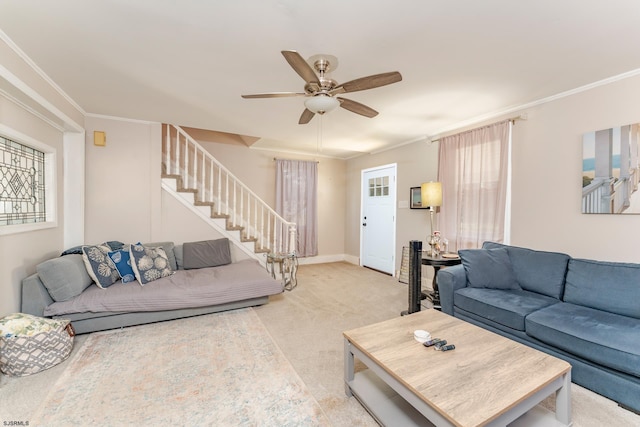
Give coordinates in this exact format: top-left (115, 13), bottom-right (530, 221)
top-left (129, 243), bottom-right (175, 286)
top-left (107, 249), bottom-right (136, 283)
top-left (81, 244), bottom-right (120, 289)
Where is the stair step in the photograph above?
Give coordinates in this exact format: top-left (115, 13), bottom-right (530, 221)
top-left (161, 127), bottom-right (294, 267)
top-left (194, 201), bottom-right (215, 207)
top-left (162, 174), bottom-right (181, 180)
top-left (195, 206), bottom-right (211, 217)
top-left (162, 174), bottom-right (185, 190)
top-left (177, 188), bottom-right (197, 193)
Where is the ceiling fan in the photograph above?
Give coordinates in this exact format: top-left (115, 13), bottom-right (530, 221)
top-left (241, 50), bottom-right (402, 124)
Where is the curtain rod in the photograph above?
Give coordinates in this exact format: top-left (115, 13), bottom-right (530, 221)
top-left (273, 157), bottom-right (319, 163)
top-left (426, 114), bottom-right (527, 144)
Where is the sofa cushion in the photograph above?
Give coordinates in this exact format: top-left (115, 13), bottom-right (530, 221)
top-left (129, 243), bottom-right (175, 286)
top-left (173, 244), bottom-right (184, 270)
top-left (43, 259), bottom-right (283, 317)
top-left (183, 238), bottom-right (232, 270)
top-left (142, 241), bottom-right (177, 271)
top-left (61, 242), bottom-right (122, 257)
top-left (458, 248), bottom-right (520, 290)
top-left (454, 288), bottom-right (559, 331)
top-left (526, 302), bottom-right (640, 377)
top-left (60, 246), bottom-right (83, 256)
top-left (81, 244), bottom-right (120, 289)
top-left (36, 254), bottom-right (93, 302)
top-left (564, 259), bottom-right (640, 319)
top-left (483, 242), bottom-right (569, 299)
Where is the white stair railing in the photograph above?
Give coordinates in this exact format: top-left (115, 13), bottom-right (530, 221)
top-left (162, 124), bottom-right (297, 254)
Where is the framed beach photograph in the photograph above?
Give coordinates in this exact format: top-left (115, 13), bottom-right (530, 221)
top-left (410, 187), bottom-right (427, 209)
top-left (582, 123), bottom-right (640, 214)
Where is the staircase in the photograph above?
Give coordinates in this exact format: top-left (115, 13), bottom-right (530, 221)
top-left (161, 124), bottom-right (296, 265)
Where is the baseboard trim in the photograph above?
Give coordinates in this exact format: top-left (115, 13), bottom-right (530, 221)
top-left (344, 254), bottom-right (359, 266)
top-left (297, 254), bottom-right (347, 265)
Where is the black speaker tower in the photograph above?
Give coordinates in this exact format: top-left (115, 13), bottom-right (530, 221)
top-left (401, 240), bottom-right (422, 316)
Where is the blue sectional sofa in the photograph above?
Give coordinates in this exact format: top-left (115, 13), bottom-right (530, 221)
top-left (438, 242), bottom-right (640, 413)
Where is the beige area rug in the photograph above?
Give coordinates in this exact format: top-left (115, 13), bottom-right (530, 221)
top-left (5, 262), bottom-right (640, 426)
top-left (31, 308), bottom-right (329, 426)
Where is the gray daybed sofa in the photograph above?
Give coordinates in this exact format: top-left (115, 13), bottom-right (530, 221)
top-left (21, 239), bottom-right (283, 334)
top-left (438, 241), bottom-right (640, 413)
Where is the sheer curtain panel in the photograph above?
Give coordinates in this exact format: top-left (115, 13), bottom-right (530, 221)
top-left (438, 120), bottom-right (510, 251)
top-left (276, 159), bottom-right (318, 257)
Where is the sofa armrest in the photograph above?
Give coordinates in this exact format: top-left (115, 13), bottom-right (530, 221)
top-left (438, 264), bottom-right (467, 315)
top-left (21, 273), bottom-right (54, 317)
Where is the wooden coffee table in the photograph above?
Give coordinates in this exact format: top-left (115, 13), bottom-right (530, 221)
top-left (344, 309), bottom-right (572, 426)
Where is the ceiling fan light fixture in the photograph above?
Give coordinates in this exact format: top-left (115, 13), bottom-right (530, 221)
top-left (304, 94), bottom-right (339, 114)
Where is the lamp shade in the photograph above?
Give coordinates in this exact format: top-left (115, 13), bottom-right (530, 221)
top-left (304, 94), bottom-right (340, 114)
top-left (421, 182), bottom-right (442, 207)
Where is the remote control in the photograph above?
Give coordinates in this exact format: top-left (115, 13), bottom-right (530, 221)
top-left (437, 344), bottom-right (456, 351)
top-left (423, 338), bottom-right (444, 347)
top-left (434, 340), bottom-right (448, 350)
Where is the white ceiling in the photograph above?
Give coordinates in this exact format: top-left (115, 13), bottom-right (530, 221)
top-left (2, 1), bottom-right (640, 159)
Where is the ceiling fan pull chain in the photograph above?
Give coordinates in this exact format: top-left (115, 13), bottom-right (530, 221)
top-left (316, 115), bottom-right (322, 154)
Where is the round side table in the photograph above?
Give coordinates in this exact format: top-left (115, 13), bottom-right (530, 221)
top-left (421, 254), bottom-right (461, 310)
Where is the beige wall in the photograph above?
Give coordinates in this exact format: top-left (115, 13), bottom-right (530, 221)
top-left (345, 140), bottom-right (440, 274)
top-left (344, 74), bottom-right (640, 272)
top-left (196, 141), bottom-right (347, 259)
top-left (83, 70), bottom-right (640, 295)
top-left (0, 34), bottom-right (84, 316)
top-left (510, 74), bottom-right (640, 262)
top-left (83, 116), bottom-right (162, 244)
top-left (83, 117), bottom-right (235, 249)
top-left (160, 191), bottom-right (249, 262)
top-left (5, 33), bottom-right (640, 316)
top-left (82, 119), bottom-right (347, 261)
top-left (0, 97), bottom-right (65, 316)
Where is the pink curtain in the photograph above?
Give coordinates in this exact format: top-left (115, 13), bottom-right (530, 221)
top-left (438, 120), bottom-right (510, 251)
top-left (276, 159), bottom-right (318, 257)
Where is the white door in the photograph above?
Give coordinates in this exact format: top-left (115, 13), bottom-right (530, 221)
top-left (361, 164), bottom-right (397, 275)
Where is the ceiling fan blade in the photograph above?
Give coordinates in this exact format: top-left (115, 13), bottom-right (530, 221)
top-left (336, 71), bottom-right (402, 93)
top-left (298, 108), bottom-right (315, 124)
top-left (337, 97), bottom-right (378, 118)
top-left (241, 92), bottom-right (305, 99)
top-left (282, 50), bottom-right (319, 85)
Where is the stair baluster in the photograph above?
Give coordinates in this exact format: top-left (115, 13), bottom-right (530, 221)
top-left (161, 124), bottom-right (297, 264)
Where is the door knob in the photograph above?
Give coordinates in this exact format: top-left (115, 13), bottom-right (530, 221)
top-left (362, 223), bottom-right (367, 226)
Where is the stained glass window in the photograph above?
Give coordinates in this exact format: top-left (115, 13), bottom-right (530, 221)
top-left (0, 135), bottom-right (46, 226)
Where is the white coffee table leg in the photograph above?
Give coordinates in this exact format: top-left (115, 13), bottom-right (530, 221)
top-left (555, 371), bottom-right (572, 425)
top-left (344, 339), bottom-right (354, 397)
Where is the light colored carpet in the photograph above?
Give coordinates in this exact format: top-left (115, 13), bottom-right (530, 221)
top-left (29, 308), bottom-right (328, 426)
top-left (1, 261), bottom-right (639, 426)
top-left (254, 262), bottom-right (640, 427)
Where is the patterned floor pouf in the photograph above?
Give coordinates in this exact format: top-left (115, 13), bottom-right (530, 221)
top-left (0, 313), bottom-right (74, 376)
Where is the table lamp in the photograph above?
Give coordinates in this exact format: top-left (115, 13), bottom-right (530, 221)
top-left (421, 181), bottom-right (442, 257)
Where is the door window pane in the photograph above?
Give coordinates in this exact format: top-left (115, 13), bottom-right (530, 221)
top-left (367, 175), bottom-right (390, 198)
